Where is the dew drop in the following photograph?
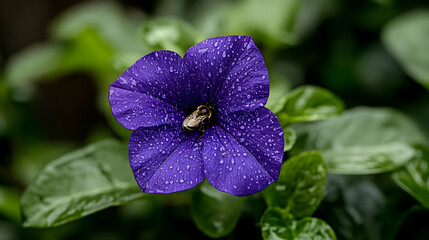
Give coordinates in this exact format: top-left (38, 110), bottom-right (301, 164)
top-left (198, 48), bottom-right (208, 53)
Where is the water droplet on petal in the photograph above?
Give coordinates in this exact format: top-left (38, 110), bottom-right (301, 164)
top-left (198, 48), bottom-right (208, 53)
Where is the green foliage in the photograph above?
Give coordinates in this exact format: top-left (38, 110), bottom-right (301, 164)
top-left (277, 85), bottom-right (345, 126)
top-left (383, 10), bottom-right (429, 90)
top-left (197, 0), bottom-right (300, 46)
top-left (266, 74), bottom-right (291, 114)
top-left (283, 128), bottom-right (296, 152)
top-left (50, 1), bottom-right (146, 53)
top-left (264, 152), bottom-right (326, 218)
top-left (2, 0), bottom-right (429, 239)
top-left (260, 207), bottom-right (336, 240)
top-left (0, 186), bottom-right (20, 222)
top-left (20, 140), bottom-right (144, 228)
top-left (291, 107), bottom-right (427, 174)
top-left (11, 141), bottom-right (75, 185)
top-left (141, 18), bottom-right (198, 56)
top-left (191, 181), bottom-right (244, 238)
top-left (3, 43), bottom-right (65, 89)
top-left (392, 145), bottom-right (429, 209)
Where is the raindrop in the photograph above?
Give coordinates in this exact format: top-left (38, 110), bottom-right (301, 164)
top-left (198, 48), bottom-right (208, 53)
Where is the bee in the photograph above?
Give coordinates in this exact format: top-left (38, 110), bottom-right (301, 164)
top-left (182, 104), bottom-right (213, 136)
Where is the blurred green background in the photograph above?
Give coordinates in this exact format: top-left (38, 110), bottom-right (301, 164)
top-left (1, 0), bottom-right (429, 239)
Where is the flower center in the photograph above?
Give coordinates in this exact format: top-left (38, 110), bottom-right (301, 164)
top-left (182, 104), bottom-right (214, 134)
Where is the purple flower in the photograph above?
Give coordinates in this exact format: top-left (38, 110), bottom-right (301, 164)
top-left (109, 36), bottom-right (284, 196)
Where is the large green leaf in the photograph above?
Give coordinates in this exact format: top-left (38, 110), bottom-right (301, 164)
top-left (382, 10), bottom-right (429, 89)
top-left (291, 107), bottom-right (426, 174)
top-left (21, 139), bottom-right (144, 228)
top-left (264, 152), bottom-right (326, 218)
top-left (392, 145), bottom-right (429, 209)
top-left (260, 207), bottom-right (337, 240)
top-left (277, 85), bottom-right (345, 126)
top-left (191, 181), bottom-right (244, 238)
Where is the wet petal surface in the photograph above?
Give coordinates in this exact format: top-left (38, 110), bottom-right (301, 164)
top-left (184, 36), bottom-right (269, 113)
top-left (109, 51), bottom-right (197, 130)
top-left (129, 125), bottom-right (204, 193)
top-left (202, 108), bottom-right (284, 196)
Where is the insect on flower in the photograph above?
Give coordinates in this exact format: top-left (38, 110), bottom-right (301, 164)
top-left (109, 35), bottom-right (284, 196)
top-left (182, 104), bottom-right (214, 135)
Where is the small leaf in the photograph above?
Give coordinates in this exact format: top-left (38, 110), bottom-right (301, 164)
top-left (291, 107), bottom-right (426, 174)
top-left (392, 145), bottom-right (429, 209)
top-left (191, 181), bottom-right (244, 238)
top-left (277, 85), bottom-right (345, 126)
top-left (21, 139), bottom-right (144, 228)
top-left (283, 128), bottom-right (296, 152)
top-left (261, 207), bottom-right (337, 240)
top-left (264, 151), bottom-right (326, 218)
top-left (141, 18), bottom-right (198, 56)
top-left (382, 10), bottom-right (429, 89)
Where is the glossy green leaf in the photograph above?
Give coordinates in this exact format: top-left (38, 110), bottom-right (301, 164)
top-left (261, 207), bottom-right (337, 240)
top-left (141, 18), bottom-right (198, 56)
top-left (264, 152), bottom-right (326, 218)
top-left (382, 10), bottom-right (429, 89)
top-left (291, 107), bottom-right (426, 174)
top-left (191, 181), bottom-right (244, 238)
top-left (0, 186), bottom-right (20, 222)
top-left (392, 145), bottom-right (429, 209)
top-left (277, 85), bottom-right (345, 126)
top-left (284, 128), bottom-right (296, 152)
top-left (21, 139), bottom-right (144, 228)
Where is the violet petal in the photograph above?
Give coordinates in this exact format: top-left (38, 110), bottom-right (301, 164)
top-left (129, 124), bottom-right (204, 193)
top-left (202, 107), bottom-right (284, 196)
top-left (184, 36), bottom-right (269, 113)
top-left (109, 50), bottom-right (197, 130)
